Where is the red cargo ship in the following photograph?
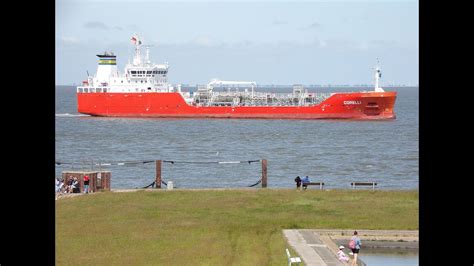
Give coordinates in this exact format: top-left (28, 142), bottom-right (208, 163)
top-left (77, 35), bottom-right (396, 119)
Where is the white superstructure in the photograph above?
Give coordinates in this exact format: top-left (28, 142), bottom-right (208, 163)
top-left (78, 35), bottom-right (178, 93)
top-left (374, 61), bottom-right (384, 92)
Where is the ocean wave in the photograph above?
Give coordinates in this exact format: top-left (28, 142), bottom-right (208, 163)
top-left (55, 113), bottom-right (90, 117)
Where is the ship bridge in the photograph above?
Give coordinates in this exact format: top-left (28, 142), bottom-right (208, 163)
top-left (77, 35), bottom-right (174, 93)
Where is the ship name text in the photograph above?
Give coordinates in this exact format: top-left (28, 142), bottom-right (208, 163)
top-left (343, 100), bottom-right (362, 105)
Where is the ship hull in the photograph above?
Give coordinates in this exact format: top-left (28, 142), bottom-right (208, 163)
top-left (77, 91), bottom-right (396, 120)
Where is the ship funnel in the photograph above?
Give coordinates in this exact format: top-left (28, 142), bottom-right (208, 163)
top-left (96, 52), bottom-right (117, 83)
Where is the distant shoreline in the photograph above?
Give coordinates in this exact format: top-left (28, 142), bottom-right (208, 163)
top-left (56, 84), bottom-right (419, 88)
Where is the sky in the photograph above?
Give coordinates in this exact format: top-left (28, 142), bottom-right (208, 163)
top-left (56, 0), bottom-right (418, 86)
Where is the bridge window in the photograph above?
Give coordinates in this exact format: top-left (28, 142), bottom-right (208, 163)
top-left (131, 71), bottom-right (136, 74)
top-left (147, 71), bottom-right (152, 74)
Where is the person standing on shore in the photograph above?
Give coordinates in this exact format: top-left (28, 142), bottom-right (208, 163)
top-left (55, 178), bottom-right (61, 200)
top-left (294, 176), bottom-right (302, 190)
top-left (83, 175), bottom-right (90, 193)
top-left (56, 178), bottom-right (60, 192)
top-left (349, 231), bottom-right (361, 266)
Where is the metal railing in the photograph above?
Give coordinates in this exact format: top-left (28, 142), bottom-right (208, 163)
top-left (193, 91), bottom-right (332, 107)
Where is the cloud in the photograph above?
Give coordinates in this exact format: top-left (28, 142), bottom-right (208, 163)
top-left (273, 19), bottom-right (288, 25)
top-left (308, 22), bottom-right (322, 28)
top-left (84, 21), bottom-right (109, 30)
top-left (370, 40), bottom-right (398, 47)
top-left (128, 24), bottom-right (140, 31)
top-left (59, 36), bottom-right (80, 45)
top-left (324, 39), bottom-right (360, 50)
top-left (84, 21), bottom-right (124, 31)
top-left (193, 36), bottom-right (215, 47)
top-left (299, 21), bottom-right (323, 31)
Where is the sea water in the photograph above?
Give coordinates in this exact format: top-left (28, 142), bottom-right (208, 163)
top-left (361, 249), bottom-right (419, 266)
top-left (55, 86), bottom-right (418, 189)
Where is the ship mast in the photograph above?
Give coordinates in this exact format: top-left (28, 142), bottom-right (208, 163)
top-left (131, 34), bottom-right (142, 65)
top-left (374, 60), bottom-right (384, 92)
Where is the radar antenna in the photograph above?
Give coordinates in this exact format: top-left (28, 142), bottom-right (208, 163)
top-left (142, 45), bottom-right (154, 65)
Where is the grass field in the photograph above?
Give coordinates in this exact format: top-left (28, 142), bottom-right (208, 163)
top-left (56, 189), bottom-right (418, 265)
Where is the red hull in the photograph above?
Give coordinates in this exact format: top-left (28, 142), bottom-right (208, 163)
top-left (77, 91), bottom-right (396, 119)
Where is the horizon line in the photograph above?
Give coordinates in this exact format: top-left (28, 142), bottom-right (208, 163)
top-left (56, 83), bottom-right (419, 87)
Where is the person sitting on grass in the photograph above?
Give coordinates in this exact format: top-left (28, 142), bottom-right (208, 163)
top-left (71, 177), bottom-right (80, 193)
top-left (83, 175), bottom-right (90, 193)
top-left (66, 176), bottom-right (73, 193)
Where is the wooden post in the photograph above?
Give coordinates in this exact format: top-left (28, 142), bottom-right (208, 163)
top-left (261, 159), bottom-right (267, 188)
top-left (103, 172), bottom-right (111, 191)
top-left (156, 160), bottom-right (162, 189)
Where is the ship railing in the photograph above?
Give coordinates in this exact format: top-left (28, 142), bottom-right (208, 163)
top-left (77, 86), bottom-right (111, 93)
top-left (193, 91), bottom-right (333, 107)
top-left (211, 91), bottom-right (332, 99)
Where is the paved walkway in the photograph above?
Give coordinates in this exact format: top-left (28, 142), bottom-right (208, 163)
top-left (283, 229), bottom-right (346, 266)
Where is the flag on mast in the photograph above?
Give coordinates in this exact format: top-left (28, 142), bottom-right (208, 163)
top-left (131, 36), bottom-right (142, 45)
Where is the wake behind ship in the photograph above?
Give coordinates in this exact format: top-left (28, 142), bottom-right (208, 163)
top-left (77, 35), bottom-right (396, 119)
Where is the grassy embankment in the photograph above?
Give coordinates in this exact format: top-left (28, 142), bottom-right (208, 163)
top-left (56, 189), bottom-right (418, 265)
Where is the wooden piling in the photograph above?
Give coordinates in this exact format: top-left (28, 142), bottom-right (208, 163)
top-left (156, 160), bottom-right (162, 188)
top-left (261, 159), bottom-right (267, 188)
